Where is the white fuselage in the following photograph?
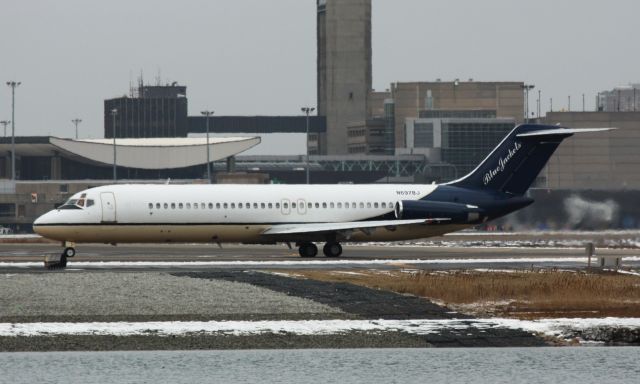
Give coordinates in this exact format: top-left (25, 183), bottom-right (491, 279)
top-left (33, 184), bottom-right (469, 244)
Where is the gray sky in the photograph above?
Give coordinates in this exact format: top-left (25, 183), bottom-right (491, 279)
top-left (1, 0), bottom-right (638, 138)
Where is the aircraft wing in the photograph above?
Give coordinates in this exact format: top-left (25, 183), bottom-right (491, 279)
top-left (262, 218), bottom-right (449, 236)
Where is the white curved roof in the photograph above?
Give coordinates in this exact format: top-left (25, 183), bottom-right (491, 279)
top-left (50, 137), bottom-right (260, 169)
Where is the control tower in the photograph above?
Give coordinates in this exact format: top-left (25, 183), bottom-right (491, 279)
top-left (317, 0), bottom-right (372, 155)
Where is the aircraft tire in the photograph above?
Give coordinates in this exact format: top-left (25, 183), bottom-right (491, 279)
top-left (63, 247), bottom-right (76, 258)
top-left (323, 242), bottom-right (342, 258)
top-left (299, 243), bottom-right (318, 258)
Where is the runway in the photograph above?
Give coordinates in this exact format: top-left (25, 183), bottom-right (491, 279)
top-left (0, 242), bottom-right (638, 272)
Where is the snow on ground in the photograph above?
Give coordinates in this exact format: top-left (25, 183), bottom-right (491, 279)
top-left (1, 318), bottom-right (639, 341)
top-left (0, 257), bottom-right (600, 268)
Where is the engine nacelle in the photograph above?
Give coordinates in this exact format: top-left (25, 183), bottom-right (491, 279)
top-left (395, 200), bottom-right (485, 223)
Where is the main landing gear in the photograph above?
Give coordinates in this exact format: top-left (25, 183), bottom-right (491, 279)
top-left (297, 242), bottom-right (342, 258)
top-left (44, 245), bottom-right (76, 270)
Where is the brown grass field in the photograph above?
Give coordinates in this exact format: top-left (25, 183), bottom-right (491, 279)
top-left (295, 269), bottom-right (640, 319)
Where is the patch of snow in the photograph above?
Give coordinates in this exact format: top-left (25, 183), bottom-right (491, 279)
top-left (0, 257), bottom-right (598, 269)
top-left (2, 318), bottom-right (639, 343)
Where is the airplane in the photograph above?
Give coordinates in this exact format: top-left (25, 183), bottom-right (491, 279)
top-left (33, 124), bottom-right (611, 268)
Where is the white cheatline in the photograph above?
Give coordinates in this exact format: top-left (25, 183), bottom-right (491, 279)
top-left (2, 318), bottom-right (640, 340)
top-left (0, 257), bottom-right (622, 269)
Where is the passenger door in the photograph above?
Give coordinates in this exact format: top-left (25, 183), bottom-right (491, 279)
top-left (281, 199), bottom-right (291, 216)
top-left (297, 199), bottom-right (307, 215)
top-left (100, 192), bottom-right (117, 223)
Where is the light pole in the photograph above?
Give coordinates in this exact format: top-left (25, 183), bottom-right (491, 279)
top-left (6, 81), bottom-right (20, 181)
top-left (0, 121), bottom-right (9, 137)
top-left (201, 110), bottom-right (214, 183)
top-left (72, 118), bottom-right (82, 139)
top-left (521, 84), bottom-right (535, 123)
top-left (537, 90), bottom-right (541, 118)
top-left (301, 107), bottom-right (315, 184)
top-left (111, 109), bottom-right (118, 182)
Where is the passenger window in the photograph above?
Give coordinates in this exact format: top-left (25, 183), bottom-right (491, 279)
top-left (367, 202), bottom-right (372, 208)
top-left (322, 203), bottom-right (327, 208)
top-left (268, 203), bottom-right (273, 209)
top-left (231, 203), bottom-right (236, 209)
top-left (209, 203), bottom-right (213, 209)
top-left (261, 203), bottom-right (266, 209)
top-left (156, 203), bottom-right (161, 209)
top-left (315, 203), bottom-right (320, 208)
top-left (381, 202), bottom-right (386, 208)
top-left (179, 203), bottom-right (184, 209)
top-left (352, 202), bottom-right (356, 208)
top-left (186, 203), bottom-right (191, 209)
top-left (254, 203), bottom-right (258, 209)
top-left (148, 203), bottom-right (153, 209)
top-left (239, 203), bottom-right (243, 209)
top-left (374, 202), bottom-right (379, 208)
top-left (330, 202), bottom-right (335, 208)
top-left (201, 203), bottom-right (205, 209)
top-left (292, 202), bottom-right (296, 209)
top-left (389, 202), bottom-right (394, 208)
top-left (308, 202), bottom-right (312, 209)
top-left (359, 202), bottom-right (364, 208)
top-left (276, 203), bottom-right (280, 209)
top-left (171, 203), bottom-right (176, 209)
top-left (223, 203), bottom-right (228, 209)
top-left (216, 203), bottom-right (220, 209)
top-left (164, 203), bottom-right (168, 209)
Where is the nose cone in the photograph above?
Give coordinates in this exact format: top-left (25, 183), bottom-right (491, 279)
top-left (32, 211), bottom-right (54, 235)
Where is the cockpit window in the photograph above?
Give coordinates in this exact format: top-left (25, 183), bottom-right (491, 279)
top-left (59, 196), bottom-right (93, 210)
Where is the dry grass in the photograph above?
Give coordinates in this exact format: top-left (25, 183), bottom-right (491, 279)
top-left (295, 269), bottom-right (640, 319)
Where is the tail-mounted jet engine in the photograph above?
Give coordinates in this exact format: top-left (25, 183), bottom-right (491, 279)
top-left (395, 200), bottom-right (485, 224)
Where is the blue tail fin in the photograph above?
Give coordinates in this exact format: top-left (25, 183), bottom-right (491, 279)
top-left (448, 124), bottom-right (575, 195)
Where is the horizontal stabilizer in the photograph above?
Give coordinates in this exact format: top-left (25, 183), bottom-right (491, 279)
top-left (516, 128), bottom-right (615, 137)
top-left (262, 218), bottom-right (449, 236)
